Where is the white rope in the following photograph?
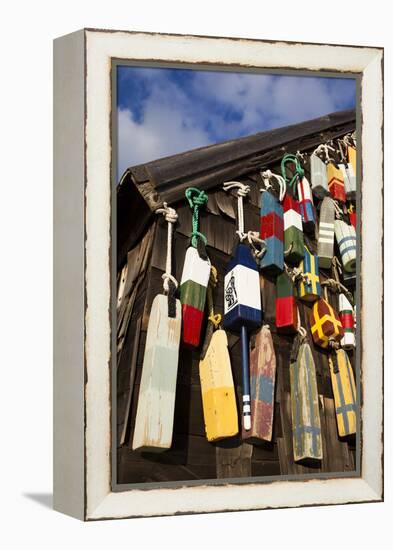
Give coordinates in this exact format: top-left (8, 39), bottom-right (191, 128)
top-left (314, 143), bottom-right (335, 164)
top-left (296, 309), bottom-right (307, 339)
top-left (343, 132), bottom-right (356, 148)
top-left (260, 169), bottom-right (286, 202)
top-left (246, 231), bottom-right (266, 259)
top-left (223, 181), bottom-right (250, 241)
top-left (156, 202), bottom-right (178, 293)
top-left (333, 200), bottom-right (344, 219)
top-left (337, 139), bottom-right (347, 163)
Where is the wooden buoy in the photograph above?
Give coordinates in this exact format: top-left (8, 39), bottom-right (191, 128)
top-left (199, 267), bottom-right (238, 442)
top-left (339, 162), bottom-right (356, 200)
top-left (223, 181), bottom-right (262, 431)
top-left (259, 171), bottom-right (285, 274)
top-left (317, 196), bottom-right (336, 269)
top-left (339, 293), bottom-right (355, 350)
top-left (132, 205), bottom-right (181, 451)
top-left (334, 219), bottom-right (356, 273)
top-left (283, 194), bottom-right (304, 265)
top-left (224, 242), bottom-right (262, 430)
top-left (276, 271), bottom-right (298, 333)
top-left (327, 162), bottom-right (346, 203)
top-left (180, 246), bottom-right (211, 347)
top-left (243, 325), bottom-right (276, 442)
top-left (310, 294), bottom-right (344, 349)
top-left (298, 245), bottom-right (321, 302)
top-left (180, 187), bottom-right (210, 347)
top-left (329, 349), bottom-right (357, 437)
top-left (281, 154), bottom-right (305, 265)
top-left (290, 331), bottom-right (323, 462)
top-left (347, 145), bottom-right (356, 175)
top-left (297, 176), bottom-right (316, 233)
top-left (310, 151), bottom-right (329, 199)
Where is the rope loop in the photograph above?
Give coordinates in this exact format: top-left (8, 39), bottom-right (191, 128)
top-left (208, 313), bottom-right (222, 329)
top-left (223, 181), bottom-right (250, 241)
top-left (281, 153), bottom-right (305, 195)
top-left (155, 203), bottom-right (179, 312)
top-left (185, 187), bottom-right (208, 209)
top-left (287, 264), bottom-right (309, 285)
top-left (313, 143), bottom-right (335, 164)
top-left (206, 264), bottom-right (221, 332)
top-left (161, 273), bottom-right (178, 292)
top-left (333, 199), bottom-right (344, 219)
top-left (246, 230), bottom-right (266, 260)
top-left (296, 309), bottom-right (307, 340)
top-left (155, 202), bottom-right (179, 295)
top-left (185, 187), bottom-right (208, 248)
top-left (156, 202), bottom-right (178, 224)
top-left (222, 181), bottom-right (250, 197)
top-left (260, 169), bottom-right (286, 202)
top-left (209, 265), bottom-right (218, 287)
top-left (328, 338), bottom-right (340, 350)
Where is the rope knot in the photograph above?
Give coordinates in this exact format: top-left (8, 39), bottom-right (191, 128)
top-left (260, 169), bottom-right (286, 202)
top-left (246, 230), bottom-right (266, 259)
top-left (281, 153), bottom-right (305, 197)
top-left (208, 313), bottom-right (222, 329)
top-left (185, 187), bottom-right (208, 249)
top-left (222, 181), bottom-right (250, 197)
top-left (185, 187), bottom-right (208, 209)
top-left (155, 203), bottom-right (179, 296)
top-left (156, 202), bottom-right (178, 224)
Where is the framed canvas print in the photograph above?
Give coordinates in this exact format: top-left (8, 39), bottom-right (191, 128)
top-left (53, 28), bottom-right (383, 520)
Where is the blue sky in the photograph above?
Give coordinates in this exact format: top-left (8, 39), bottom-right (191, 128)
top-left (117, 66), bottom-right (356, 176)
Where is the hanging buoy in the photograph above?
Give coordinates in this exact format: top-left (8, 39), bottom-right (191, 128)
top-left (223, 181), bottom-right (262, 431)
top-left (327, 162), bottom-right (346, 203)
top-left (339, 293), bottom-right (356, 350)
top-left (310, 288), bottom-right (344, 349)
top-left (281, 154), bottom-right (305, 265)
top-left (276, 270), bottom-right (298, 333)
top-left (317, 196), bottom-right (336, 269)
top-left (329, 348), bottom-right (357, 437)
top-left (199, 267), bottom-right (238, 442)
top-left (297, 176), bottom-right (316, 234)
top-left (298, 245), bottom-right (321, 302)
top-left (259, 170), bottom-right (285, 274)
top-left (180, 188), bottom-right (211, 347)
top-left (347, 145), bottom-right (357, 175)
top-left (243, 325), bottom-right (277, 443)
top-left (132, 204), bottom-right (181, 451)
top-left (290, 327), bottom-right (323, 462)
top-left (310, 151), bottom-right (329, 199)
top-left (283, 194), bottom-right (304, 265)
top-left (335, 218), bottom-right (356, 273)
top-left (340, 163), bottom-right (356, 199)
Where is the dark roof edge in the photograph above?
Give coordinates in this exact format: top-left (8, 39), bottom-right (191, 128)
top-left (121, 108), bottom-right (355, 209)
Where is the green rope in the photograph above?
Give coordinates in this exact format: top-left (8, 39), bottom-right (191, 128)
top-left (281, 154), bottom-right (305, 196)
top-left (185, 187), bottom-right (208, 248)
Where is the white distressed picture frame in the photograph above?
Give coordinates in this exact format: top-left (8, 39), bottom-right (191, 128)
top-left (53, 29), bottom-right (383, 521)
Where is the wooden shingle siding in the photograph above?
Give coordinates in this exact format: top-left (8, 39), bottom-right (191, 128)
top-left (116, 109), bottom-right (357, 484)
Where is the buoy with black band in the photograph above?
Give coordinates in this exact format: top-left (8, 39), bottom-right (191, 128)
top-left (222, 181), bottom-right (263, 431)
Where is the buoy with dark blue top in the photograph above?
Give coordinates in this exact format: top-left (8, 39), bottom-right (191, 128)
top-left (222, 181), bottom-right (263, 431)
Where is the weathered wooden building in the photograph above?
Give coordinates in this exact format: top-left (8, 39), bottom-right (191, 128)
top-left (116, 108), bottom-right (356, 484)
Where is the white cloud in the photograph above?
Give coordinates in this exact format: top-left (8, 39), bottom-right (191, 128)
top-left (118, 70), bottom-right (355, 175)
top-left (118, 87), bottom-right (212, 175)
